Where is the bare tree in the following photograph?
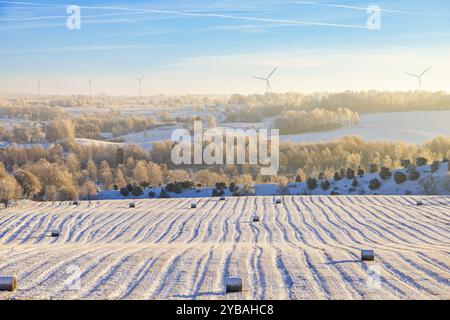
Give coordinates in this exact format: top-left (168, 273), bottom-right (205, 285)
top-left (419, 175), bottom-right (440, 195)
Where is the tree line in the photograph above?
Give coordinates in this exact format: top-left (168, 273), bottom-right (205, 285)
top-left (1, 135), bottom-right (449, 206)
top-left (226, 91), bottom-right (450, 123)
top-left (273, 108), bottom-right (360, 135)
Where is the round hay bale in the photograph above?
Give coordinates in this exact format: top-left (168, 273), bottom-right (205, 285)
top-left (275, 199), bottom-right (281, 204)
top-left (51, 230), bottom-right (60, 237)
top-left (416, 200), bottom-right (423, 206)
top-left (220, 196), bottom-right (226, 201)
top-left (252, 215), bottom-right (260, 222)
top-left (225, 277), bottom-right (242, 293)
top-left (129, 202), bottom-right (136, 208)
top-left (73, 200), bottom-right (79, 205)
top-left (191, 203), bottom-right (197, 208)
top-left (0, 276), bottom-right (16, 292)
top-left (361, 249), bottom-right (375, 261)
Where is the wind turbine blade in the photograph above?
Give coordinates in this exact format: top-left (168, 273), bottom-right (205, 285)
top-left (252, 77), bottom-right (266, 80)
top-left (420, 66), bottom-right (432, 77)
top-left (266, 66), bottom-right (278, 79)
top-left (267, 81), bottom-right (272, 92)
top-left (405, 72), bottom-right (418, 78)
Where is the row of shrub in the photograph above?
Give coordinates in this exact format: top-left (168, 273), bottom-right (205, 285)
top-left (305, 160), bottom-right (450, 192)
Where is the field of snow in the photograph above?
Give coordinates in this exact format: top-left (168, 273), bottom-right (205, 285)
top-left (278, 110), bottom-right (450, 144)
top-left (74, 138), bottom-right (123, 147)
top-left (78, 110), bottom-right (450, 149)
top-left (0, 196), bottom-right (449, 300)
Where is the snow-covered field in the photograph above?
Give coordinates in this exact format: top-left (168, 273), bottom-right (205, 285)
top-left (264, 110), bottom-right (450, 144)
top-left (0, 196), bottom-right (449, 300)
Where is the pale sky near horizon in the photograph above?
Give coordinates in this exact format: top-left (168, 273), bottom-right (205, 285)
top-left (0, 0), bottom-right (449, 95)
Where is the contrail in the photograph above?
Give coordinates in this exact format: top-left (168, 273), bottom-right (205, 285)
top-left (292, 1), bottom-right (435, 16)
top-left (0, 12), bottom-right (146, 22)
top-left (0, 0), bottom-right (368, 29)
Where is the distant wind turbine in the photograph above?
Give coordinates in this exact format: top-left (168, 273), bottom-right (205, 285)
top-left (405, 66), bottom-right (432, 90)
top-left (34, 78), bottom-right (41, 95)
top-left (252, 67), bottom-right (278, 94)
top-left (134, 75), bottom-right (146, 98)
top-left (88, 78), bottom-right (93, 96)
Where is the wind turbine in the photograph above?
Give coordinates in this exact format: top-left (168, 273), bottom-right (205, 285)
top-left (88, 78), bottom-right (93, 96)
top-left (405, 66), bottom-right (432, 90)
top-left (252, 67), bottom-right (278, 94)
top-left (134, 75), bottom-right (146, 98)
top-left (34, 78), bottom-right (41, 95)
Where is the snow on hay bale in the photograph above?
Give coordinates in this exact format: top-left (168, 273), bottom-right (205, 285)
top-left (275, 199), bottom-right (282, 204)
top-left (72, 200), bottom-right (80, 205)
top-left (226, 277), bottom-right (242, 293)
top-left (129, 202), bottom-right (136, 208)
top-left (220, 196), bottom-right (226, 201)
top-left (51, 230), bottom-right (60, 237)
top-left (191, 203), bottom-right (197, 208)
top-left (252, 215), bottom-right (260, 222)
top-left (361, 249), bottom-right (375, 261)
top-left (0, 276), bottom-right (16, 292)
top-left (416, 200), bottom-right (423, 206)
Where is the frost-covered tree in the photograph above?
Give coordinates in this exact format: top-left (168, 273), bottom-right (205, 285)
top-left (133, 160), bottom-right (149, 184)
top-left (0, 163), bottom-right (21, 207)
top-left (419, 175), bottom-right (439, 195)
top-left (81, 180), bottom-right (98, 200)
top-left (147, 162), bottom-right (163, 186)
top-left (13, 169), bottom-right (41, 199)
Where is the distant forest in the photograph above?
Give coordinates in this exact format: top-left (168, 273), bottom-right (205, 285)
top-left (226, 91), bottom-right (450, 122)
top-left (273, 108), bottom-right (360, 135)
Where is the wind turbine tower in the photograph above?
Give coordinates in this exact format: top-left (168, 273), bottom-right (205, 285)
top-left (252, 67), bottom-right (278, 94)
top-left (88, 79), bottom-right (93, 96)
top-left (405, 66), bottom-right (432, 90)
top-left (134, 75), bottom-right (146, 98)
top-left (35, 78), bottom-right (41, 95)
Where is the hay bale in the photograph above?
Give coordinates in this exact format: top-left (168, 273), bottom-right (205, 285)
top-left (252, 215), bottom-right (260, 222)
top-left (73, 200), bottom-right (79, 205)
top-left (191, 203), bottom-right (197, 208)
top-left (0, 276), bottom-right (16, 292)
top-left (416, 200), bottom-right (423, 206)
top-left (129, 202), bottom-right (135, 208)
top-left (225, 277), bottom-right (242, 293)
top-left (51, 230), bottom-right (60, 237)
top-left (275, 199), bottom-right (281, 204)
top-left (220, 196), bottom-right (226, 201)
top-left (361, 249), bottom-right (375, 261)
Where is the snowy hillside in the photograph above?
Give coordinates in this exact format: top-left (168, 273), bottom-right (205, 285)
top-left (96, 162), bottom-right (450, 200)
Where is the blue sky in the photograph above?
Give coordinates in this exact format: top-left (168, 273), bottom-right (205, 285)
top-left (0, 0), bottom-right (449, 95)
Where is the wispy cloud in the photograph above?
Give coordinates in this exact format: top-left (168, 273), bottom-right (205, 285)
top-left (0, 43), bottom-right (203, 54)
top-left (0, 11), bottom-right (146, 22)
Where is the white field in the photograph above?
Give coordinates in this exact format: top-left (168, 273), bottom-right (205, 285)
top-left (0, 196), bottom-right (449, 300)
